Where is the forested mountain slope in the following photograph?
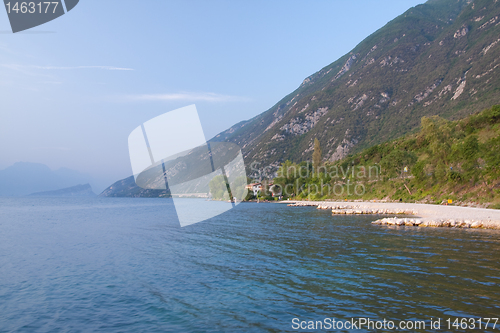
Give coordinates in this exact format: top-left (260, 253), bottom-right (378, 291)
top-left (214, 0), bottom-right (500, 178)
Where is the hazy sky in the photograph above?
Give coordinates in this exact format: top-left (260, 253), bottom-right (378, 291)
top-left (0, 0), bottom-right (425, 191)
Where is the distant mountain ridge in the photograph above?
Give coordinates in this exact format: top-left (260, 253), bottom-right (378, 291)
top-left (0, 162), bottom-right (91, 196)
top-left (99, 176), bottom-right (169, 198)
top-left (101, 0), bottom-right (500, 197)
top-left (29, 184), bottom-right (96, 197)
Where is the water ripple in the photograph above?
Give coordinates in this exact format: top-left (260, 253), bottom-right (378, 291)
top-left (1, 197), bottom-right (500, 332)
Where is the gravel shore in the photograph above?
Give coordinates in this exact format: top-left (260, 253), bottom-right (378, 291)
top-left (284, 201), bottom-right (500, 230)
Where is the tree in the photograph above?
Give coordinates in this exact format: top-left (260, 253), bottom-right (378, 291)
top-left (461, 135), bottom-right (479, 179)
top-left (312, 138), bottom-right (322, 175)
top-left (380, 149), bottom-right (417, 178)
top-left (209, 175), bottom-right (230, 200)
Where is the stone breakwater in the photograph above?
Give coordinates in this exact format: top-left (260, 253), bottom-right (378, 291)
top-left (287, 202), bottom-right (416, 215)
top-left (371, 217), bottom-right (500, 229)
top-left (285, 201), bottom-right (500, 230)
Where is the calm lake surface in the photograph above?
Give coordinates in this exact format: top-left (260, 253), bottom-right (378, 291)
top-left (1, 197), bottom-right (500, 332)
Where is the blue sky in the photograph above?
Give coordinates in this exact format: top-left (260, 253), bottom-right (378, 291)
top-left (0, 0), bottom-right (425, 191)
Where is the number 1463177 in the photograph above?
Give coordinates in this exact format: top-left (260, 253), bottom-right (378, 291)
top-left (446, 318), bottom-right (499, 330)
top-left (5, 2), bottom-right (59, 14)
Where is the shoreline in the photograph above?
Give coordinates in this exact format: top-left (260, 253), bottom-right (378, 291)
top-left (283, 200), bottom-right (500, 230)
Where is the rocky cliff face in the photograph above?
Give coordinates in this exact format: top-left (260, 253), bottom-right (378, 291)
top-left (212, 0), bottom-right (500, 178)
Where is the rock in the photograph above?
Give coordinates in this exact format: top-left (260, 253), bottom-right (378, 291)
top-left (421, 220), bottom-right (446, 227)
top-left (471, 221), bottom-right (482, 228)
top-left (482, 221), bottom-right (499, 229)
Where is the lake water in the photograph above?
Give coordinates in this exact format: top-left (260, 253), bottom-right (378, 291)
top-left (1, 197), bottom-right (500, 332)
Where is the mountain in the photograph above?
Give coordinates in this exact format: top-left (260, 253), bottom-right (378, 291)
top-left (99, 176), bottom-right (169, 198)
top-left (101, 0), bottom-right (500, 197)
top-left (28, 184), bottom-right (96, 197)
top-left (213, 0), bottom-right (500, 178)
top-left (0, 162), bottom-right (91, 196)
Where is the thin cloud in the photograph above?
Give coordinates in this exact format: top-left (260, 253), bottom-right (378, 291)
top-left (131, 92), bottom-right (249, 102)
top-left (38, 146), bottom-right (71, 151)
top-left (34, 65), bottom-right (134, 71)
top-left (1, 64), bottom-right (133, 71)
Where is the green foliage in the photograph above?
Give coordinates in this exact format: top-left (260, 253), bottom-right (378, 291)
top-left (412, 160), bottom-right (427, 182)
top-left (209, 175), bottom-right (230, 200)
top-left (312, 138), bottom-right (322, 175)
top-left (380, 149), bottom-right (417, 178)
top-left (273, 105), bottom-right (500, 207)
top-left (232, 175), bottom-right (249, 201)
top-left (209, 175), bottom-right (251, 201)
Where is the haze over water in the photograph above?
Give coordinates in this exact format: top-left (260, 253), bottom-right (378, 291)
top-left (1, 197), bottom-right (499, 332)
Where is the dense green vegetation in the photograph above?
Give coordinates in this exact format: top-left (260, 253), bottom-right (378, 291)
top-left (270, 105), bottom-right (500, 208)
top-left (209, 174), bottom-right (248, 201)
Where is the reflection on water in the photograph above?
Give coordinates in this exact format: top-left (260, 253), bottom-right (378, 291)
top-left (1, 197), bottom-right (499, 332)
